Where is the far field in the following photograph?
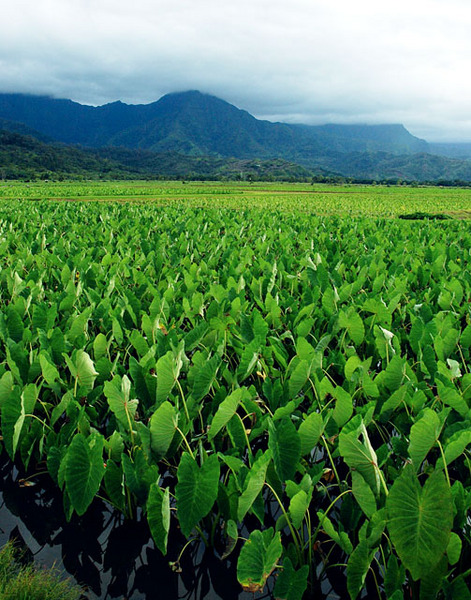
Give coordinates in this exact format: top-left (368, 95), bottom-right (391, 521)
top-left (2, 179), bottom-right (471, 217)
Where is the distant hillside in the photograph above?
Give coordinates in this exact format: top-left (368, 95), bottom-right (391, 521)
top-left (323, 151), bottom-right (471, 182)
top-left (0, 130), bottom-right (135, 179)
top-left (429, 143), bottom-right (471, 159)
top-left (0, 91), bottom-right (429, 164)
top-left (3, 127), bottom-right (471, 183)
top-left (0, 129), bottom-right (314, 181)
top-left (0, 117), bottom-right (54, 142)
top-left (95, 147), bottom-right (314, 180)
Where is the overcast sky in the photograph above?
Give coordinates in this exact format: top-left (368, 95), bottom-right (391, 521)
top-left (1, 0), bottom-right (471, 141)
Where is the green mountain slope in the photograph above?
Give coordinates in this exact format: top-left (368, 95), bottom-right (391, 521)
top-left (0, 130), bottom-right (138, 179)
top-left (0, 129), bottom-right (313, 181)
top-left (324, 151), bottom-right (471, 182)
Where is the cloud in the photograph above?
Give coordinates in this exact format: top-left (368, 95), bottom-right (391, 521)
top-left (1, 0), bottom-right (471, 141)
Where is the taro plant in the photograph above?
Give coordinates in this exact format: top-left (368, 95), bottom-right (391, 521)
top-left (1, 186), bottom-right (471, 599)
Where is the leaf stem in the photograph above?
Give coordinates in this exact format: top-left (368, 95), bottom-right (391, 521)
top-left (437, 439), bottom-right (451, 487)
top-left (265, 482), bottom-right (303, 565)
top-left (176, 426), bottom-right (194, 459)
top-left (195, 525), bottom-right (209, 547)
top-left (377, 464), bottom-right (389, 497)
top-left (321, 435), bottom-right (341, 487)
top-left (176, 378), bottom-right (191, 424)
top-left (24, 414), bottom-right (53, 432)
top-left (236, 413), bottom-right (253, 460)
top-left (312, 489), bottom-right (352, 543)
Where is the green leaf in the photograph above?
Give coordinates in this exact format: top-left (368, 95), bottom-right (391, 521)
top-left (75, 350), bottom-right (98, 393)
top-left (221, 519), bottom-right (238, 560)
top-left (351, 471), bottom-right (376, 518)
top-left (446, 532), bottom-right (462, 566)
top-left (273, 557), bottom-right (309, 600)
top-left (288, 490), bottom-right (309, 529)
top-left (237, 528), bottom-right (282, 593)
top-left (384, 552), bottom-right (405, 599)
top-left (298, 411), bottom-right (324, 456)
top-left (93, 333), bottom-right (108, 360)
top-left (379, 385), bottom-right (409, 418)
top-left (147, 484), bottom-right (170, 554)
top-left (65, 432), bottom-right (105, 516)
top-left (39, 352), bottom-right (60, 385)
top-left (345, 355), bottom-right (363, 380)
top-left (51, 391), bottom-right (73, 426)
top-left (149, 401), bottom-right (177, 459)
top-left (156, 350), bottom-right (182, 405)
top-left (288, 359), bottom-right (310, 399)
top-left (192, 355), bottom-right (220, 401)
top-left (332, 386), bottom-right (353, 427)
top-left (6, 305), bottom-right (24, 343)
top-left (237, 450), bottom-right (271, 521)
top-left (2, 383), bottom-right (38, 459)
top-left (438, 384), bottom-right (469, 417)
top-left (106, 430), bottom-right (124, 462)
top-left (419, 554), bottom-right (448, 600)
top-left (184, 321), bottom-right (210, 352)
top-left (383, 355), bottom-right (405, 391)
top-left (175, 453), bottom-right (220, 537)
top-left (317, 511), bottom-right (353, 554)
top-left (1, 387), bottom-right (24, 458)
top-left (347, 540), bottom-right (372, 600)
top-left (208, 387), bottom-right (248, 440)
top-left (67, 309), bottom-right (91, 345)
top-left (339, 310), bottom-right (364, 345)
top-left (461, 325), bottom-right (471, 349)
top-left (439, 430), bottom-right (471, 468)
top-left (253, 310), bottom-right (269, 341)
top-left (104, 375), bottom-right (139, 431)
top-left (408, 408), bottom-right (442, 469)
top-left (122, 449), bottom-right (157, 504)
top-left (0, 371), bottom-right (13, 407)
top-left (104, 460), bottom-right (125, 512)
top-left (237, 339), bottom-right (260, 382)
top-left (387, 466), bottom-right (453, 581)
top-left (339, 426), bottom-right (380, 496)
top-left (130, 330), bottom-right (149, 358)
top-left (112, 317), bottom-right (123, 345)
top-left (443, 578), bottom-right (471, 600)
top-left (268, 418), bottom-right (301, 482)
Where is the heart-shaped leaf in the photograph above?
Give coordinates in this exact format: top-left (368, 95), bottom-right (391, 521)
top-left (387, 466), bottom-right (453, 580)
top-left (176, 452), bottom-right (220, 537)
top-left (65, 432), bottom-right (105, 516)
top-left (237, 528), bottom-right (282, 593)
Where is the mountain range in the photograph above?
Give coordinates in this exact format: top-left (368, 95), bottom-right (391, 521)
top-left (0, 90), bottom-right (471, 182)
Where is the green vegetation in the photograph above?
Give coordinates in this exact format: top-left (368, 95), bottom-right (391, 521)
top-left (1, 181), bottom-right (471, 598)
top-left (0, 542), bottom-right (83, 600)
top-left (2, 179), bottom-right (471, 216)
top-left (0, 130), bottom-right (314, 182)
top-left (0, 130), bottom-right (134, 181)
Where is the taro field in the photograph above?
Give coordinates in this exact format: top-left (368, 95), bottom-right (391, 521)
top-left (1, 181), bottom-right (471, 599)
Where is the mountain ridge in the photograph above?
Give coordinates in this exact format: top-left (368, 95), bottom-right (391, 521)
top-left (2, 90), bottom-right (471, 182)
top-left (0, 90), bottom-right (429, 163)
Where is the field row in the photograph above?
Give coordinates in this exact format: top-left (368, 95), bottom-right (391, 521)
top-left (2, 179), bottom-right (471, 216)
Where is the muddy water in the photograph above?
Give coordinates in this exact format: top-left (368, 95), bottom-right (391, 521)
top-left (0, 457), bottom-right (270, 600)
top-left (0, 455), bottom-right (348, 599)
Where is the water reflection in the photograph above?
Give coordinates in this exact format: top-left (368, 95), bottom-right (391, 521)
top-left (0, 456), bottom-right (266, 600)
